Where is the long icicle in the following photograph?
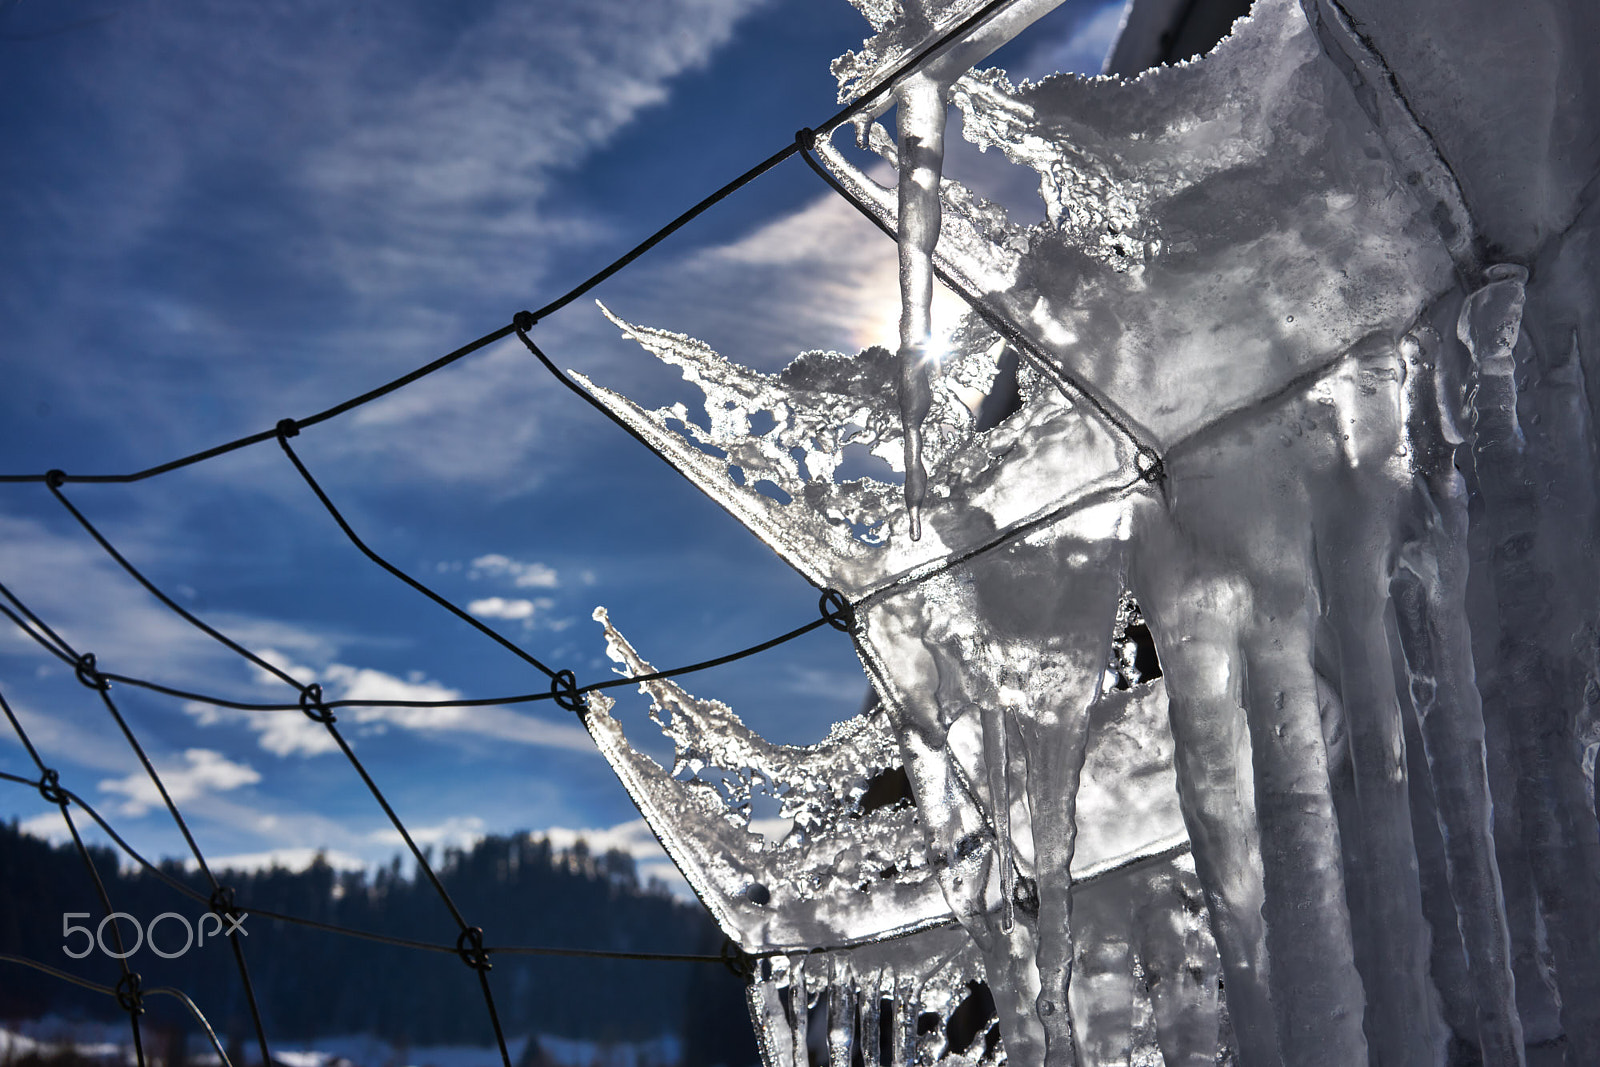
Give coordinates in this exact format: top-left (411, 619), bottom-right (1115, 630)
top-left (894, 71), bottom-right (947, 541)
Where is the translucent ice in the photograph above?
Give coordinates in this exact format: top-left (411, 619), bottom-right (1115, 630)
top-left (569, 0), bottom-right (1600, 1063)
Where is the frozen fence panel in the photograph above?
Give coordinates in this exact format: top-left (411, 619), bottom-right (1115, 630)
top-left (576, 0), bottom-right (1600, 1064)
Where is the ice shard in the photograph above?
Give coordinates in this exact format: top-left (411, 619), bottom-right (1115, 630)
top-left (564, 0), bottom-right (1600, 1063)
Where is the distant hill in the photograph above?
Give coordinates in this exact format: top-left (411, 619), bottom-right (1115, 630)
top-left (0, 822), bottom-right (756, 1066)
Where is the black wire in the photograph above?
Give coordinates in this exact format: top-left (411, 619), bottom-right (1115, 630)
top-left (0, 684), bottom-right (144, 1066)
top-left (20, 779), bottom-right (214, 906)
top-left (275, 428), bottom-right (558, 680)
top-left (0, 603), bottom-right (79, 669)
top-left (283, 683), bottom-right (515, 1065)
top-left (145, 987), bottom-right (235, 1067)
top-left (514, 326), bottom-right (672, 462)
top-left (0, 553), bottom-right (843, 714)
top-left (2, 606), bottom-right (279, 1067)
top-left (0, 0), bottom-right (1197, 1028)
top-left (0, 327), bottom-right (518, 485)
top-left (0, 578), bottom-right (83, 663)
top-left (47, 481), bottom-right (306, 691)
top-left (524, 142), bottom-right (799, 325)
top-left (87, 682), bottom-right (277, 1067)
top-left (0, 955), bottom-right (236, 1067)
top-left (0, 952), bottom-right (116, 996)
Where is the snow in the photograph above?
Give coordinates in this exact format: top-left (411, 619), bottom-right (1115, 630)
top-left (0, 1024), bottom-right (680, 1067)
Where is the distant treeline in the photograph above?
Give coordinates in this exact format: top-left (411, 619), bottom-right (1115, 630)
top-left (0, 822), bottom-right (755, 1065)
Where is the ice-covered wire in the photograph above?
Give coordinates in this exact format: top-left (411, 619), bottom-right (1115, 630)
top-left (794, 139), bottom-right (1164, 477)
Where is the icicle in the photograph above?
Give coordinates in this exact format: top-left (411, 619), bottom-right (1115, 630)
top-left (828, 956), bottom-right (857, 1067)
top-left (792, 955), bottom-right (813, 1067)
top-left (893, 71), bottom-right (947, 542)
top-left (980, 689), bottom-right (1015, 932)
top-left (1393, 326), bottom-right (1525, 1065)
top-left (1314, 344), bottom-right (1442, 1066)
top-left (1464, 266), bottom-right (1600, 1061)
top-left (1132, 858), bottom-right (1222, 1067)
top-left (862, 979), bottom-right (883, 1067)
top-left (896, 975), bottom-right (918, 1067)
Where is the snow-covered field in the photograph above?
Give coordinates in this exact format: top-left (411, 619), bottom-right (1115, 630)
top-left (0, 1021), bottom-right (681, 1067)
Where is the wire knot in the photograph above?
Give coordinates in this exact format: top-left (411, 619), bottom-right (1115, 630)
top-left (512, 310), bottom-right (537, 333)
top-left (550, 670), bottom-right (584, 714)
top-left (37, 768), bottom-right (67, 806)
top-left (209, 884), bottom-right (240, 921)
top-left (818, 588), bottom-right (855, 633)
top-left (115, 972), bottom-right (144, 1014)
top-left (275, 418), bottom-right (300, 439)
top-left (794, 127), bottom-right (816, 151)
top-left (73, 653), bottom-right (109, 691)
top-left (455, 926), bottom-right (492, 972)
top-left (299, 684), bottom-right (336, 725)
top-left (44, 469), bottom-right (68, 489)
top-left (720, 937), bottom-right (756, 980)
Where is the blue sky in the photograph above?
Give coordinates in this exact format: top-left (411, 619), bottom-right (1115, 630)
top-left (0, 0), bottom-right (1124, 892)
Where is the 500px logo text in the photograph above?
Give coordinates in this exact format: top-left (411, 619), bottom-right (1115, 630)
top-left (62, 910), bottom-right (248, 960)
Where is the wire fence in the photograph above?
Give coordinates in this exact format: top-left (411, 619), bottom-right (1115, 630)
top-left (0, 4), bottom-right (1159, 1064)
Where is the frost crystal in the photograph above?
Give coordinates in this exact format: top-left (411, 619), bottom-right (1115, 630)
top-left (573, 0), bottom-right (1600, 1063)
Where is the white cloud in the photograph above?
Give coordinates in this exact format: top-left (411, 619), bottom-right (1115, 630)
top-left (17, 811), bottom-right (74, 845)
top-left (368, 815), bottom-right (486, 853)
top-left (536, 817), bottom-right (687, 896)
top-left (469, 554), bottom-right (560, 589)
top-left (253, 711), bottom-right (341, 759)
top-left (467, 596), bottom-right (554, 622)
top-left (194, 847), bottom-right (367, 876)
top-left (98, 748), bottom-right (261, 817)
top-left (185, 662), bottom-right (596, 756)
top-left (323, 664), bottom-right (458, 704)
top-left (0, 515), bottom-right (229, 682)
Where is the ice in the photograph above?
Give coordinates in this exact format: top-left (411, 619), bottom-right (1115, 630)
top-left (568, 0), bottom-right (1600, 1063)
top-left (892, 69), bottom-right (947, 540)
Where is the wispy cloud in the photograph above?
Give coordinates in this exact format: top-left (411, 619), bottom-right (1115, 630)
top-left (184, 658), bottom-right (596, 758)
top-left (467, 596), bottom-right (555, 622)
top-left (98, 748), bottom-right (262, 818)
top-left (16, 811), bottom-right (74, 846)
top-left (368, 815), bottom-right (486, 853)
top-left (468, 554), bottom-right (560, 589)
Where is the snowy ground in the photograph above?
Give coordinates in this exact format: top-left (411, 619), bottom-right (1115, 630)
top-left (0, 1021), bottom-right (682, 1067)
